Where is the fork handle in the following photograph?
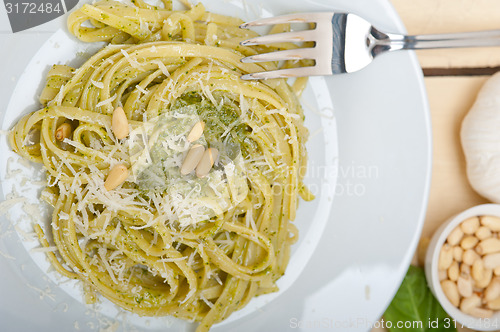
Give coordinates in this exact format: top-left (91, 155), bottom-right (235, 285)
top-left (370, 28), bottom-right (500, 56)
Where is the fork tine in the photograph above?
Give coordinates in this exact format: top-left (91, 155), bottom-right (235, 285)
top-left (240, 30), bottom-right (316, 45)
top-left (240, 66), bottom-right (325, 80)
top-left (241, 48), bottom-right (316, 63)
top-left (240, 13), bottom-right (328, 28)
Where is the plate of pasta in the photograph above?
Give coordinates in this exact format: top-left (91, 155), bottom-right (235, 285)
top-left (0, 0), bottom-right (431, 331)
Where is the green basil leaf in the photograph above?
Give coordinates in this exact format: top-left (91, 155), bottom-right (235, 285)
top-left (384, 265), bottom-right (457, 332)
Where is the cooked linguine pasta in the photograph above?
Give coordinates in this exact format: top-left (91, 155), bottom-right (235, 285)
top-left (9, 0), bottom-right (313, 330)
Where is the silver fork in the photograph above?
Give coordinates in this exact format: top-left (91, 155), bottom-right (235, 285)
top-left (239, 12), bottom-right (500, 80)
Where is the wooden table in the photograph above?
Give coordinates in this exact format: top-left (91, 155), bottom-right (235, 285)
top-left (391, 0), bottom-right (500, 244)
top-left (372, 1), bottom-right (500, 331)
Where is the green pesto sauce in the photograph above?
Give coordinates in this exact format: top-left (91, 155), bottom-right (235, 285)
top-left (136, 92), bottom-right (254, 193)
top-left (175, 91), bottom-right (252, 148)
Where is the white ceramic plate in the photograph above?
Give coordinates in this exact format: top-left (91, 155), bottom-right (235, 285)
top-left (0, 0), bottom-right (431, 331)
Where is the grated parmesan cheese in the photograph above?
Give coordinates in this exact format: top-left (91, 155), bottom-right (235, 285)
top-left (95, 94), bottom-right (117, 108)
top-left (26, 283), bottom-right (56, 301)
top-left (179, 288), bottom-right (196, 305)
top-left (0, 250), bottom-right (15, 260)
top-left (152, 60), bottom-right (170, 77)
top-left (266, 108), bottom-right (300, 119)
top-left (52, 84), bottom-right (65, 105)
top-left (0, 196), bottom-right (25, 211)
top-left (135, 85), bottom-right (148, 95)
top-left (30, 246), bottom-right (58, 253)
top-left (199, 292), bottom-right (214, 308)
top-left (120, 49), bottom-right (141, 68)
top-left (98, 248), bottom-right (118, 284)
top-left (91, 79), bottom-right (104, 89)
top-left (14, 225), bottom-right (37, 242)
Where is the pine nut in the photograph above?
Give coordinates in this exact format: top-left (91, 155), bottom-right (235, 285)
top-left (208, 147), bottom-right (218, 164)
top-left (470, 308), bottom-right (493, 318)
top-left (447, 227), bottom-right (464, 246)
top-left (453, 246), bottom-right (463, 263)
top-left (55, 123), bottom-right (71, 141)
top-left (494, 266), bottom-right (500, 276)
top-left (196, 147), bottom-right (218, 178)
top-left (457, 275), bottom-right (473, 298)
top-left (477, 238), bottom-right (500, 255)
top-left (187, 121), bottom-right (205, 142)
top-left (475, 268), bottom-right (493, 289)
top-left (476, 226), bottom-right (493, 240)
top-left (181, 144), bottom-right (205, 175)
top-left (460, 236), bottom-right (479, 250)
top-left (441, 280), bottom-right (460, 307)
top-left (462, 217), bottom-right (480, 234)
top-left (439, 269), bottom-right (448, 281)
top-left (104, 164), bottom-right (128, 191)
top-left (112, 107), bottom-right (129, 139)
top-left (448, 261), bottom-right (459, 282)
top-left (481, 215), bottom-right (500, 232)
top-left (487, 297), bottom-right (500, 310)
top-left (484, 252), bottom-right (500, 269)
top-left (461, 263), bottom-right (471, 276)
top-left (484, 278), bottom-right (500, 302)
top-left (463, 249), bottom-right (480, 266)
top-left (472, 259), bottom-right (484, 283)
top-left (460, 294), bottom-right (481, 314)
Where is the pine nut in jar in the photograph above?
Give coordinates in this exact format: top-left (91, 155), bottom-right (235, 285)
top-left (434, 209), bottom-right (500, 321)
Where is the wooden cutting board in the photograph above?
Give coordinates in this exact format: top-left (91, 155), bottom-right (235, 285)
top-left (371, 1), bottom-right (500, 331)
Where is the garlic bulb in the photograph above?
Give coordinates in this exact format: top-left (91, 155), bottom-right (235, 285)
top-left (461, 72), bottom-right (500, 203)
